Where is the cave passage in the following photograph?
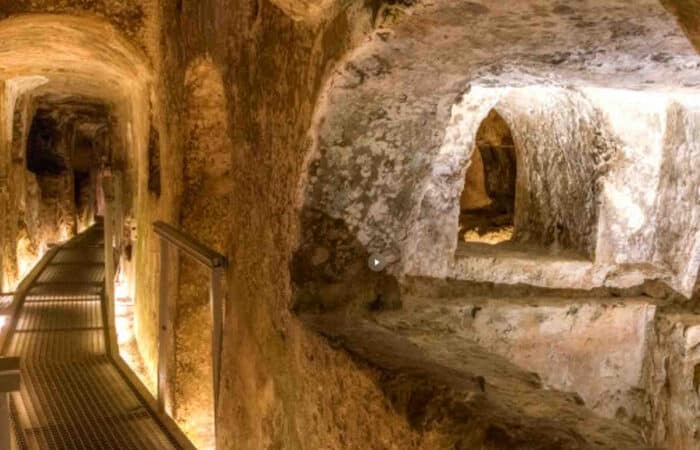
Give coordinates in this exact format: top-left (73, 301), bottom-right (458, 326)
top-left (23, 100), bottom-right (112, 243)
top-left (459, 110), bottom-right (517, 245)
top-left (2, 2), bottom-right (700, 450)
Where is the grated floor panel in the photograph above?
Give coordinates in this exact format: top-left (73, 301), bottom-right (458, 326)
top-left (5, 227), bottom-right (180, 450)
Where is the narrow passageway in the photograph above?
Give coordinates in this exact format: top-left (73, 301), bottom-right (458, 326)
top-left (1, 1), bottom-right (700, 449)
top-left (4, 225), bottom-right (180, 450)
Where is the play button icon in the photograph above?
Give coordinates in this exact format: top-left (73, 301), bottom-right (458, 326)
top-left (368, 254), bottom-right (387, 272)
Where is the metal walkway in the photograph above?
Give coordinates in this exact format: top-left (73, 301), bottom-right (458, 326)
top-left (4, 226), bottom-right (181, 450)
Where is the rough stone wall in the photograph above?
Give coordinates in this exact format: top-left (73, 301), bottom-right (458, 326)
top-left (173, 56), bottom-right (232, 447)
top-left (156, 0), bottom-right (455, 448)
top-left (590, 91), bottom-right (700, 295)
top-left (5, 98), bottom-right (81, 289)
top-left (31, 112), bottom-right (78, 244)
top-left (459, 144), bottom-right (490, 211)
top-left (378, 295), bottom-right (657, 427)
top-left (653, 103), bottom-right (700, 295)
top-left (590, 89), bottom-right (669, 267)
top-left (1, 88), bottom-right (19, 289)
top-left (0, 80), bottom-right (7, 291)
top-left (299, 0), bottom-right (700, 296)
top-left (13, 93), bottom-right (42, 280)
top-left (218, 2), bottom-right (443, 447)
top-left (649, 312), bottom-right (700, 449)
top-left (0, 85), bottom-right (36, 290)
top-left (499, 88), bottom-right (614, 256)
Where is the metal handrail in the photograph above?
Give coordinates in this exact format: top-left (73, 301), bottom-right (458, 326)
top-left (0, 356), bottom-right (20, 450)
top-left (153, 221), bottom-right (227, 269)
top-left (153, 221), bottom-right (226, 446)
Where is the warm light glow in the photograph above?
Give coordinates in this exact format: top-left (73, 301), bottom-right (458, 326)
top-left (462, 226), bottom-right (514, 245)
top-left (115, 297), bottom-right (134, 345)
top-left (181, 415), bottom-right (216, 450)
top-left (17, 236), bottom-right (38, 281)
top-left (59, 224), bottom-right (73, 243)
top-left (0, 316), bottom-right (7, 330)
top-left (115, 296), bottom-right (157, 396)
top-left (115, 276), bottom-right (131, 301)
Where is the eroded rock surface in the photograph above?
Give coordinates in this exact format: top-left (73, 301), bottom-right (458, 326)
top-left (303, 312), bottom-right (651, 450)
top-left (299, 0), bottom-right (700, 297)
top-left (375, 294), bottom-right (657, 426)
top-left (1, 0), bottom-right (700, 449)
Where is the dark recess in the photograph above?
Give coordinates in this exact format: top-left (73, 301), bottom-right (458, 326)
top-left (26, 112), bottom-right (66, 176)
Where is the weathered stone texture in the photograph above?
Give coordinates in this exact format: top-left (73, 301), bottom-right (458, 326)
top-left (300, 0), bottom-right (700, 296)
top-left (1, 1), bottom-right (700, 449)
top-left (649, 312), bottom-right (700, 448)
top-left (376, 295), bottom-right (658, 426)
top-left (159, 0), bottom-right (455, 448)
top-left (304, 312), bottom-right (650, 450)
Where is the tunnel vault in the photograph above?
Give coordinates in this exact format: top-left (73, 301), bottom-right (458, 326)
top-left (0, 17), bottom-right (169, 444)
top-left (0, 14), bottom-right (153, 293)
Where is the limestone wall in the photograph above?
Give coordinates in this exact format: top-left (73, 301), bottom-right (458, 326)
top-left (1, 1), bottom-right (700, 449)
top-left (299, 0), bottom-right (700, 297)
top-left (653, 103), bottom-right (700, 295)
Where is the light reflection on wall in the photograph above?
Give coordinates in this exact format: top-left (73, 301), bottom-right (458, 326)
top-left (116, 292), bottom-right (157, 395)
top-left (14, 236), bottom-right (41, 290)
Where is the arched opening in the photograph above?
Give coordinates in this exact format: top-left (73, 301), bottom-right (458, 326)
top-left (458, 110), bottom-right (516, 245)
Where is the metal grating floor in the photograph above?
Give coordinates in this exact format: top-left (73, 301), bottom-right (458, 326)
top-left (5, 227), bottom-right (181, 450)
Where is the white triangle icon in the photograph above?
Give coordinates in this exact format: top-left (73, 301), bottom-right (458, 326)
top-left (373, 259), bottom-right (380, 267)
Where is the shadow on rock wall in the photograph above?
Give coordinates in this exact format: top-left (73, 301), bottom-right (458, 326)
top-left (292, 209), bottom-right (401, 313)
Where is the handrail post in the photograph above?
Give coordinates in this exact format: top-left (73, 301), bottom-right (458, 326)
top-left (113, 172), bottom-right (123, 250)
top-left (153, 221), bottom-right (227, 446)
top-left (103, 173), bottom-right (115, 334)
top-left (157, 237), bottom-right (177, 416)
top-left (0, 391), bottom-right (10, 450)
top-left (210, 266), bottom-right (224, 441)
top-left (0, 357), bottom-right (20, 450)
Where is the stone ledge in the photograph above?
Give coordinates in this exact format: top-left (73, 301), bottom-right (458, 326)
top-left (302, 311), bottom-right (651, 450)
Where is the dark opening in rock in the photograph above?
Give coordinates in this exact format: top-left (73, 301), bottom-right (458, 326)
top-left (26, 111), bottom-right (65, 176)
top-left (74, 171), bottom-right (91, 211)
top-left (458, 109), bottom-right (516, 244)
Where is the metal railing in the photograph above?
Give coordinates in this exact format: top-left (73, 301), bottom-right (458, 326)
top-left (0, 356), bottom-right (19, 450)
top-left (153, 221), bottom-right (227, 442)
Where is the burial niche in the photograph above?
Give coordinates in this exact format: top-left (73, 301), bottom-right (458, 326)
top-left (458, 110), bottom-right (516, 245)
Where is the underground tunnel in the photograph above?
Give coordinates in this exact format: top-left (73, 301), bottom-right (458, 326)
top-left (0, 1), bottom-right (698, 450)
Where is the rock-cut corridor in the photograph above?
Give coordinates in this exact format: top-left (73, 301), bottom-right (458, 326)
top-left (0, 0), bottom-right (699, 449)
